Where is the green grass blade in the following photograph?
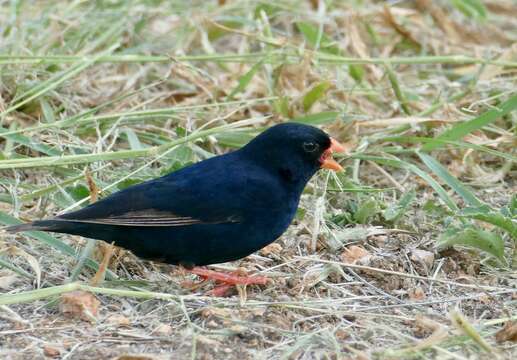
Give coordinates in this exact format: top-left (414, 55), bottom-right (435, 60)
top-left (0, 283), bottom-right (81, 306)
top-left (417, 152), bottom-right (483, 207)
top-left (0, 282), bottom-right (183, 306)
top-left (352, 154), bottom-right (459, 211)
top-left (302, 81), bottom-right (331, 112)
top-left (354, 198), bottom-right (379, 224)
top-left (296, 22), bottom-right (340, 55)
top-left (0, 126), bottom-right (61, 156)
top-left (227, 60), bottom-right (264, 99)
top-left (0, 256), bottom-right (34, 279)
top-left (423, 94), bottom-right (517, 151)
top-left (68, 239), bottom-right (97, 282)
top-left (383, 136), bottom-right (517, 162)
top-left (386, 65), bottom-right (411, 115)
top-left (383, 189), bottom-right (416, 223)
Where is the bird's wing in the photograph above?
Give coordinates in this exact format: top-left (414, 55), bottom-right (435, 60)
top-left (59, 208), bottom-right (239, 227)
top-left (56, 164), bottom-right (248, 227)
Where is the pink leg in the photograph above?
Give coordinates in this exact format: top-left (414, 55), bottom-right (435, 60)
top-left (186, 267), bottom-right (269, 296)
top-left (189, 267), bottom-right (269, 286)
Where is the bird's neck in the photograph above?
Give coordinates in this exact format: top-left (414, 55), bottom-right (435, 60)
top-left (236, 147), bottom-right (318, 193)
top-left (276, 164), bottom-right (316, 191)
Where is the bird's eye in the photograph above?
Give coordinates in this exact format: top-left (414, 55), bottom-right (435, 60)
top-left (303, 142), bottom-right (319, 153)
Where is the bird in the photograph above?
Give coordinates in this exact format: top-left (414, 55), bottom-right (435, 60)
top-left (6, 122), bottom-right (346, 295)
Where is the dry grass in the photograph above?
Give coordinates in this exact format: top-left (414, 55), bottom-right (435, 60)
top-left (0, 0), bottom-right (516, 359)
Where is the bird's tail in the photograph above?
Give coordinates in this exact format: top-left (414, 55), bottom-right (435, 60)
top-left (4, 220), bottom-right (62, 233)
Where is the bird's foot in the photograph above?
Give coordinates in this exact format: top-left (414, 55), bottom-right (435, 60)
top-left (188, 267), bottom-right (269, 297)
top-left (189, 267), bottom-right (269, 285)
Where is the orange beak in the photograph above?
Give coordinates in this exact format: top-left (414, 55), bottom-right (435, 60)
top-left (320, 138), bottom-right (347, 172)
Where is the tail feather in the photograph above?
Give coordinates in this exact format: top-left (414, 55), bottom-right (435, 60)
top-left (4, 220), bottom-right (59, 233)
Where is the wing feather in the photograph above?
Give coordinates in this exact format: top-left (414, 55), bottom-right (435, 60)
top-left (57, 209), bottom-right (240, 227)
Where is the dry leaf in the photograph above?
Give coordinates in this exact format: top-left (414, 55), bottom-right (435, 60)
top-left (478, 294), bottom-right (491, 305)
top-left (116, 356), bottom-right (158, 360)
top-left (260, 243), bottom-right (283, 256)
top-left (410, 249), bottom-right (435, 268)
top-left (345, 15), bottom-right (383, 80)
top-left (0, 272), bottom-right (18, 289)
top-left (341, 245), bottom-right (370, 264)
top-left (480, 45), bottom-right (517, 80)
top-left (60, 291), bottom-right (100, 322)
top-left (85, 169), bottom-right (99, 203)
top-left (382, 5), bottom-right (421, 49)
top-left (106, 314), bottom-right (131, 327)
top-left (201, 307), bottom-right (231, 318)
top-left (90, 242), bottom-right (115, 286)
top-left (43, 345), bottom-right (60, 358)
top-left (153, 323), bottom-right (173, 336)
top-left (486, 1), bottom-right (517, 14)
top-left (415, 0), bottom-right (460, 43)
top-left (409, 287), bottom-right (426, 301)
top-left (410, 315), bottom-right (448, 351)
top-left (357, 117), bottom-right (452, 128)
top-left (495, 321), bottom-right (517, 343)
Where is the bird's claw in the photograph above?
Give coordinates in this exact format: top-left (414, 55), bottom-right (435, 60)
top-left (187, 267), bottom-right (270, 297)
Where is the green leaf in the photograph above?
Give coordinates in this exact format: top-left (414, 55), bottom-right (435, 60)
top-left (451, 0), bottom-right (487, 20)
top-left (386, 65), bottom-right (411, 115)
top-left (460, 206), bottom-right (517, 240)
top-left (117, 178), bottom-right (144, 190)
top-left (423, 199), bottom-right (452, 217)
top-left (207, 20), bottom-right (243, 41)
top-left (227, 60), bottom-right (264, 99)
top-left (349, 64), bottom-right (365, 83)
top-left (437, 227), bottom-right (505, 262)
top-left (122, 128), bottom-right (143, 150)
top-left (423, 94), bottom-right (517, 151)
top-left (383, 189), bottom-right (416, 223)
top-left (66, 184), bottom-right (90, 202)
top-left (417, 152), bottom-right (482, 207)
top-left (0, 126), bottom-right (61, 156)
top-left (273, 96), bottom-right (290, 117)
top-left (40, 98), bottom-right (56, 123)
top-left (509, 194), bottom-right (517, 217)
top-left (302, 81), bottom-right (331, 112)
top-left (254, 3), bottom-right (280, 19)
top-left (295, 207), bottom-right (306, 221)
top-left (354, 198), bottom-right (379, 224)
top-left (296, 22), bottom-right (340, 55)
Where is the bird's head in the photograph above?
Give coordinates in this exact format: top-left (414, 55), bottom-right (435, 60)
top-left (240, 123), bottom-right (347, 184)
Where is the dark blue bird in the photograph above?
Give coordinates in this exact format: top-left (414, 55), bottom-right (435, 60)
top-left (6, 123), bottom-right (346, 292)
